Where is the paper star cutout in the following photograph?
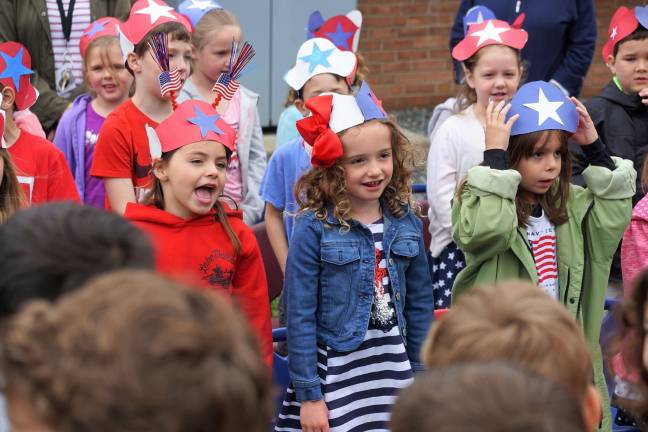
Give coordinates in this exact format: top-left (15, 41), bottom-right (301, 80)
top-left (523, 88), bottom-right (565, 126)
top-left (84, 20), bottom-right (106, 37)
top-left (325, 23), bottom-right (353, 50)
top-left (186, 0), bottom-right (220, 10)
top-left (466, 11), bottom-right (485, 27)
top-left (135, 0), bottom-right (176, 25)
top-left (299, 42), bottom-right (335, 73)
top-left (471, 20), bottom-right (509, 47)
top-left (0, 48), bottom-right (33, 91)
top-left (187, 106), bottom-right (223, 138)
top-left (610, 26), bottom-right (618, 39)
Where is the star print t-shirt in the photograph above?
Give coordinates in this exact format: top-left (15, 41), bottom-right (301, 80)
top-left (83, 103), bottom-right (106, 208)
top-left (526, 211), bottom-right (559, 299)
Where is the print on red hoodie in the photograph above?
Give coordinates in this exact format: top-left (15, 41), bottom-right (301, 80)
top-left (124, 202), bottom-right (273, 367)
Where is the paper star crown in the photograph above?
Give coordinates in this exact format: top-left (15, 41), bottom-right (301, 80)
top-left (79, 17), bottom-right (121, 57)
top-left (601, 6), bottom-right (648, 60)
top-left (463, 5), bottom-right (496, 36)
top-left (505, 81), bottom-right (578, 136)
top-left (452, 19), bottom-right (528, 61)
top-left (296, 81), bottom-right (388, 168)
top-left (178, 0), bottom-right (223, 29)
top-left (120, 0), bottom-right (191, 49)
top-left (284, 38), bottom-right (357, 91)
top-left (147, 99), bottom-right (235, 160)
top-left (0, 42), bottom-right (38, 111)
top-left (307, 10), bottom-right (362, 53)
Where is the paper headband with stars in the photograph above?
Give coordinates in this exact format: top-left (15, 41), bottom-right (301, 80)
top-left (178, 0), bottom-right (223, 30)
top-left (452, 19), bottom-right (528, 62)
top-left (505, 81), bottom-right (578, 136)
top-left (462, 5), bottom-right (496, 36)
top-left (296, 81), bottom-right (388, 168)
top-left (118, 0), bottom-right (191, 53)
top-left (79, 17), bottom-right (121, 57)
top-left (147, 99), bottom-right (236, 160)
top-left (602, 6), bottom-right (648, 60)
top-left (284, 38), bottom-right (357, 91)
top-left (0, 42), bottom-right (38, 111)
top-left (307, 10), bottom-right (362, 53)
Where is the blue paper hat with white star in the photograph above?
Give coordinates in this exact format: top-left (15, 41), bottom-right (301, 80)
top-left (463, 5), bottom-right (496, 36)
top-left (506, 81), bottom-right (578, 136)
top-left (284, 37), bottom-right (357, 91)
top-left (177, 0), bottom-right (223, 29)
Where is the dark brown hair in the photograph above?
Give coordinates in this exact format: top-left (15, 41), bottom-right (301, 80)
top-left (391, 362), bottom-right (586, 432)
top-left (0, 148), bottom-right (25, 223)
top-left (455, 44), bottom-right (523, 112)
top-left (613, 27), bottom-right (648, 57)
top-left (508, 129), bottom-right (571, 227)
top-left (133, 21), bottom-right (191, 58)
top-left (0, 269), bottom-right (272, 432)
top-left (149, 148), bottom-right (241, 256)
top-left (422, 281), bottom-right (593, 400)
top-left (294, 119), bottom-right (415, 229)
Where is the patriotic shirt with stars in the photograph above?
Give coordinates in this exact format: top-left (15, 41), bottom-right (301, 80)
top-left (431, 242), bottom-right (465, 308)
top-left (368, 220), bottom-right (397, 330)
top-left (526, 211), bottom-right (559, 299)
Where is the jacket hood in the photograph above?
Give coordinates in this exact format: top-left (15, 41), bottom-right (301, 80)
top-left (598, 80), bottom-right (645, 111)
top-left (125, 202), bottom-right (243, 227)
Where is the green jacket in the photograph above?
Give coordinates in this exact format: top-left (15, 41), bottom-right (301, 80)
top-left (451, 157), bottom-right (636, 432)
top-left (0, 0), bottom-right (131, 130)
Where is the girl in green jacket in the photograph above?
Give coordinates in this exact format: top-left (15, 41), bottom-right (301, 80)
top-left (451, 80), bottom-right (636, 431)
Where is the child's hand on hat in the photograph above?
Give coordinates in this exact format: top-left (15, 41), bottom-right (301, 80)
top-left (570, 97), bottom-right (599, 146)
top-left (484, 99), bottom-right (518, 151)
top-left (639, 88), bottom-right (648, 106)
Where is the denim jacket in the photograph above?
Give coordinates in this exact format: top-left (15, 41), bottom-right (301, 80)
top-left (285, 202), bottom-right (435, 401)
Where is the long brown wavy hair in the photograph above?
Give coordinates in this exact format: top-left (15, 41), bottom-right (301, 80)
top-left (294, 119), bottom-right (415, 229)
top-left (148, 148), bottom-right (241, 256)
top-left (0, 149), bottom-right (26, 223)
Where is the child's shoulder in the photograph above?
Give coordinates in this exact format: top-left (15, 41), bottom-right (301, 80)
top-left (17, 130), bottom-right (61, 155)
top-left (269, 137), bottom-right (306, 162)
top-left (437, 106), bottom-right (481, 133)
top-left (632, 194), bottom-right (648, 222)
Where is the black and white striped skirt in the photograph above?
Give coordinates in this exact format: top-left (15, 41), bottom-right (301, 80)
top-left (274, 324), bottom-right (414, 432)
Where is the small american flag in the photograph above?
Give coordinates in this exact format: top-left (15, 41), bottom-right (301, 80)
top-left (212, 73), bottom-right (240, 101)
top-left (159, 69), bottom-right (182, 96)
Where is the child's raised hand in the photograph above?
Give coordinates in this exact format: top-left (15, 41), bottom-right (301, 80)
top-left (570, 97), bottom-right (599, 146)
top-left (300, 400), bottom-right (329, 432)
top-left (484, 99), bottom-right (518, 151)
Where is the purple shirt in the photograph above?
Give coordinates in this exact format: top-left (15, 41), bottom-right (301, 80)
top-left (84, 103), bottom-right (106, 208)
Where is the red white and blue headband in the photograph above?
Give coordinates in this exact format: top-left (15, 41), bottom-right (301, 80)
top-left (602, 6), bottom-right (648, 60)
top-left (452, 18), bottom-right (528, 62)
top-left (296, 82), bottom-right (388, 168)
top-left (177, 0), bottom-right (223, 29)
top-left (307, 10), bottom-right (362, 53)
top-left (505, 81), bottom-right (578, 136)
top-left (0, 42), bottom-right (38, 111)
top-left (79, 17), bottom-right (121, 57)
top-left (284, 38), bottom-right (357, 91)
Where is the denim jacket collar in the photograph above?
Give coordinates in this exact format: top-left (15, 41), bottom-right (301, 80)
top-left (322, 199), bottom-right (411, 227)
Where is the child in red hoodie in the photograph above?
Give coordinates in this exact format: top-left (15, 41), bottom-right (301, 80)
top-left (124, 99), bottom-right (272, 366)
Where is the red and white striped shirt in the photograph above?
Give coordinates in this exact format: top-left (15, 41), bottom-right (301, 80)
top-left (46, 0), bottom-right (91, 95)
top-left (526, 211), bottom-right (559, 299)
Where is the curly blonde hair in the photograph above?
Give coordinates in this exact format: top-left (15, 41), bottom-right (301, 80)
top-left (294, 119), bottom-right (415, 229)
top-left (0, 270), bottom-right (272, 432)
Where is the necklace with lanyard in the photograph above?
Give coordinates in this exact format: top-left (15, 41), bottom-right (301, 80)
top-left (55, 0), bottom-right (77, 95)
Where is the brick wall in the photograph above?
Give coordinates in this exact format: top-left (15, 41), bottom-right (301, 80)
top-left (358, 0), bottom-right (625, 110)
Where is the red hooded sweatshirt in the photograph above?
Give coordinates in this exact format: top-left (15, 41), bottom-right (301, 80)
top-left (125, 202), bottom-right (272, 366)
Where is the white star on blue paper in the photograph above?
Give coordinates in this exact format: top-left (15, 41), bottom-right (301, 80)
top-left (299, 42), bottom-right (335, 73)
top-left (186, 0), bottom-right (220, 10)
top-left (187, 106), bottom-right (223, 138)
top-left (84, 20), bottom-right (106, 37)
top-left (0, 48), bottom-right (33, 91)
top-left (466, 11), bottom-right (485, 28)
top-left (325, 23), bottom-right (353, 50)
top-left (523, 88), bottom-right (565, 126)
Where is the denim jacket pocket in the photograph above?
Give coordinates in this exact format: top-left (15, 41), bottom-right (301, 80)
top-left (391, 236), bottom-right (420, 258)
top-left (319, 242), bottom-right (360, 331)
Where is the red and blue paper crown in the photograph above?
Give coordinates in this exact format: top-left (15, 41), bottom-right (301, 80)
top-left (147, 99), bottom-right (236, 159)
top-left (0, 42), bottom-right (38, 111)
top-left (463, 5), bottom-right (496, 36)
top-left (296, 81), bottom-right (388, 168)
top-left (307, 10), bottom-right (362, 53)
top-left (505, 81), bottom-right (578, 136)
top-left (602, 6), bottom-right (648, 60)
top-left (79, 17), bottom-right (121, 57)
top-left (120, 0), bottom-right (191, 48)
top-left (452, 18), bottom-right (528, 62)
top-left (177, 0), bottom-right (223, 30)
top-left (284, 38), bottom-right (357, 91)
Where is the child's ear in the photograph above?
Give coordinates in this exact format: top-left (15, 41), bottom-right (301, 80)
top-left (294, 99), bottom-right (309, 117)
top-left (605, 54), bottom-right (616, 75)
top-left (582, 384), bottom-right (602, 432)
top-left (0, 87), bottom-right (15, 111)
top-left (126, 52), bottom-right (140, 74)
top-left (152, 159), bottom-right (168, 182)
top-left (462, 64), bottom-right (475, 89)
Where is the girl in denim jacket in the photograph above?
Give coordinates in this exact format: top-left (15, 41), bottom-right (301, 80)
top-left (274, 84), bottom-right (435, 432)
